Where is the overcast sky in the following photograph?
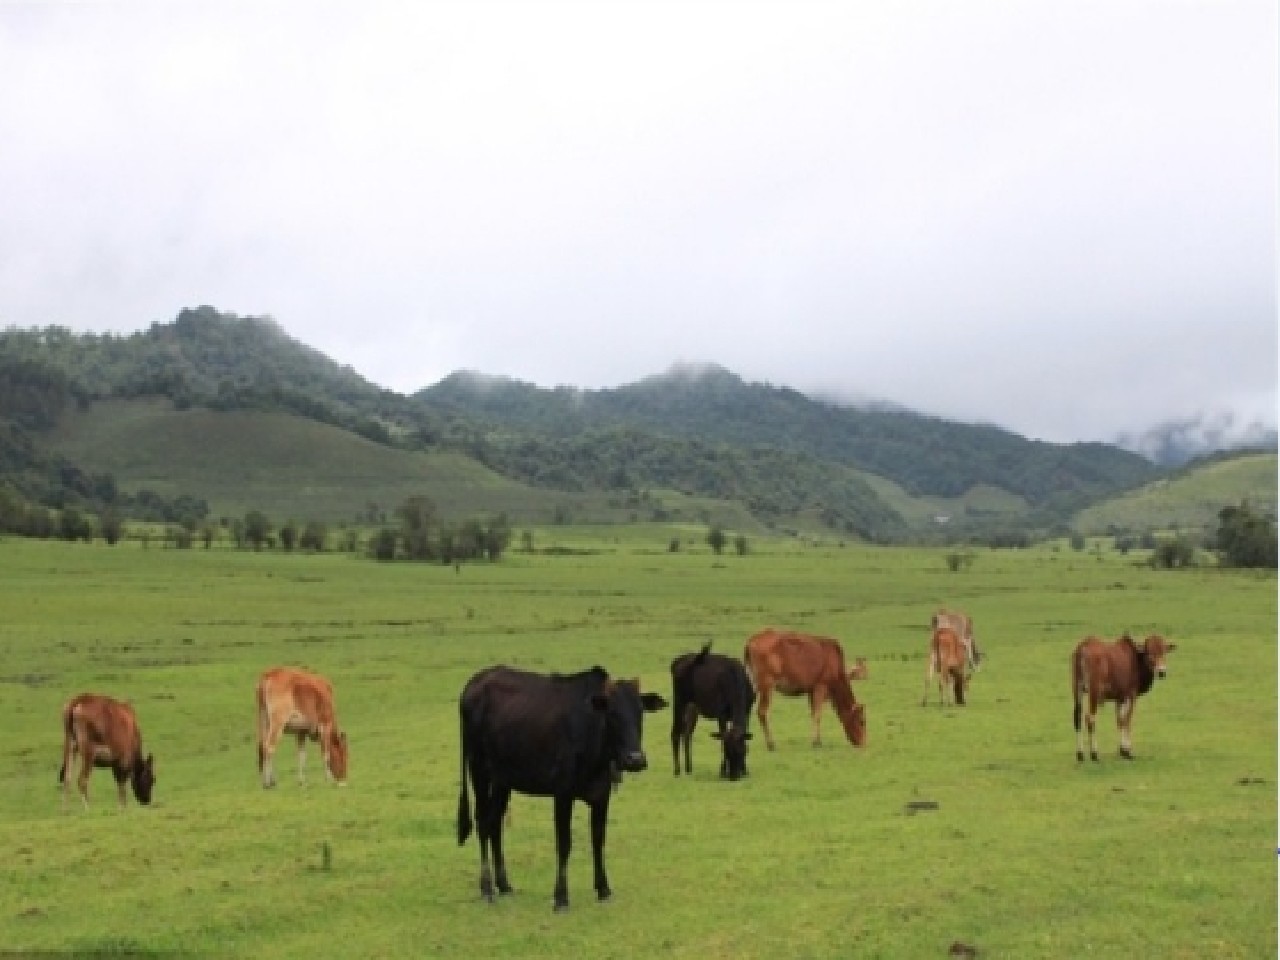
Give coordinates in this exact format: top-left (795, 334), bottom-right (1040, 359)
top-left (1, 2), bottom-right (1275, 444)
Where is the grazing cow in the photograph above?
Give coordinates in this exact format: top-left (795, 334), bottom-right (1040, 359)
top-left (457, 665), bottom-right (667, 911)
top-left (922, 626), bottom-right (969, 707)
top-left (256, 667), bottom-right (348, 788)
top-left (1072, 634), bottom-right (1176, 761)
top-left (669, 641), bottom-right (756, 780)
top-left (932, 608), bottom-right (981, 671)
top-left (58, 693), bottom-right (155, 809)
top-left (742, 629), bottom-right (867, 750)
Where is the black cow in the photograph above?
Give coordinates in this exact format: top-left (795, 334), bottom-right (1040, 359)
top-left (456, 665), bottom-right (668, 911)
top-left (670, 641), bottom-right (756, 780)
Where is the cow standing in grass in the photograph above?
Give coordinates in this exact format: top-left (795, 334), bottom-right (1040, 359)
top-left (932, 608), bottom-right (981, 672)
top-left (923, 625), bottom-right (969, 707)
top-left (59, 693), bottom-right (155, 809)
top-left (257, 667), bottom-right (348, 787)
top-left (743, 629), bottom-right (867, 750)
top-left (670, 641), bottom-right (756, 780)
top-left (1071, 634), bottom-right (1176, 761)
top-left (457, 665), bottom-right (668, 911)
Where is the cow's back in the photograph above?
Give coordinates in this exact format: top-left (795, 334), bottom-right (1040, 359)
top-left (461, 666), bottom-right (606, 796)
top-left (65, 693), bottom-right (142, 760)
top-left (259, 667), bottom-right (335, 727)
top-left (1073, 637), bottom-right (1134, 700)
top-left (745, 630), bottom-right (840, 691)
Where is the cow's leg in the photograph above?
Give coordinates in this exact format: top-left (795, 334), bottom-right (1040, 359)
top-left (1118, 699), bottom-right (1135, 759)
top-left (296, 732), bottom-right (309, 786)
top-left (75, 746), bottom-right (94, 809)
top-left (470, 763), bottom-right (496, 902)
top-left (552, 794), bottom-right (574, 912)
top-left (260, 717), bottom-right (286, 788)
top-left (716, 718), bottom-right (729, 779)
top-left (757, 683), bottom-right (776, 751)
top-left (922, 653), bottom-right (936, 707)
top-left (809, 686), bottom-right (827, 747)
top-left (491, 786), bottom-right (514, 895)
top-left (670, 699), bottom-right (683, 775)
top-left (682, 706), bottom-right (698, 775)
top-left (113, 765), bottom-right (128, 810)
top-left (1086, 693), bottom-right (1100, 762)
top-left (60, 735), bottom-right (78, 810)
top-left (590, 795), bottom-right (612, 902)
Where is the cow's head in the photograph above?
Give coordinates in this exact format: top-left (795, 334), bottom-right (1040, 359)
top-left (595, 679), bottom-right (668, 774)
top-left (130, 753), bottom-right (155, 805)
top-left (326, 731), bottom-right (349, 785)
top-left (710, 721), bottom-right (753, 781)
top-left (1142, 635), bottom-right (1176, 679)
top-left (838, 701), bottom-right (868, 748)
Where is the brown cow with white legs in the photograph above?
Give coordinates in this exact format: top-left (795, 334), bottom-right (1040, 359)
top-left (931, 608), bottom-right (981, 672)
top-left (743, 629), bottom-right (867, 750)
top-left (922, 626), bottom-right (969, 707)
top-left (257, 667), bottom-right (348, 787)
top-left (58, 693), bottom-right (155, 809)
top-left (1071, 634), bottom-right (1176, 761)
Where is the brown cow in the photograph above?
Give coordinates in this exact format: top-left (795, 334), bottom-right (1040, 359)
top-left (58, 693), bottom-right (155, 809)
top-left (743, 629), bottom-right (867, 750)
top-left (257, 667), bottom-right (348, 787)
top-left (1071, 634), bottom-right (1176, 761)
top-left (932, 608), bottom-right (981, 671)
top-left (922, 626), bottom-right (969, 707)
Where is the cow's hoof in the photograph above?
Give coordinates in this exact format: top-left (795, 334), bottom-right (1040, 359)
top-left (597, 891), bottom-right (612, 903)
top-left (553, 901), bottom-right (569, 913)
top-left (1119, 749), bottom-right (1134, 761)
top-left (1090, 752), bottom-right (1099, 762)
top-left (1076, 751), bottom-right (1084, 762)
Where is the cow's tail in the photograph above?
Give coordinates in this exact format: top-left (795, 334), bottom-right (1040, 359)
top-left (1070, 646), bottom-right (1084, 732)
top-left (456, 712), bottom-right (473, 846)
top-left (255, 681), bottom-right (266, 773)
top-left (58, 700), bottom-right (76, 785)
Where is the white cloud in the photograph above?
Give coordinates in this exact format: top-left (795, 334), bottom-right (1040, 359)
top-left (0, 1), bottom-right (1274, 444)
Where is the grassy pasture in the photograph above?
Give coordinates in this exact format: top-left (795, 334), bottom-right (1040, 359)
top-left (0, 534), bottom-right (1274, 958)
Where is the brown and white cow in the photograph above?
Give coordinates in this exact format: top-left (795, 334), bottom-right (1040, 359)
top-left (58, 693), bottom-right (155, 809)
top-left (922, 625), bottom-right (969, 707)
top-left (743, 629), bottom-right (867, 750)
top-left (256, 667), bottom-right (348, 787)
top-left (932, 608), bottom-right (981, 672)
top-left (1071, 633), bottom-right (1176, 761)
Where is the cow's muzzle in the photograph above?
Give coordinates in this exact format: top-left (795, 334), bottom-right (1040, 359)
top-left (618, 751), bottom-right (647, 773)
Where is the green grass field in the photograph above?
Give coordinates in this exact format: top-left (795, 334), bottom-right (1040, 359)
top-left (0, 534), bottom-right (1274, 958)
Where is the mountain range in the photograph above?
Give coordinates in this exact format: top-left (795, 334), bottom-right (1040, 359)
top-left (0, 306), bottom-right (1273, 541)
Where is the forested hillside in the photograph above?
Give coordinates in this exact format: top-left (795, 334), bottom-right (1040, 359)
top-left (1, 307), bottom-right (1255, 542)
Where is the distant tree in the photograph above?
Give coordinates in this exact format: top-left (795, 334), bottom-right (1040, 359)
top-left (1069, 533), bottom-right (1086, 552)
top-left (1149, 535), bottom-right (1197, 569)
top-left (244, 510), bottom-right (271, 550)
top-left (397, 496), bottom-right (437, 560)
top-left (100, 508), bottom-right (123, 546)
top-left (369, 526), bottom-right (398, 561)
top-left (278, 519), bottom-right (299, 552)
top-left (668, 537), bottom-right (681, 553)
top-left (484, 514), bottom-right (512, 561)
top-left (945, 551), bottom-right (975, 572)
top-left (734, 534), bottom-right (749, 556)
top-left (707, 525), bottom-right (726, 555)
top-left (1215, 501), bottom-right (1277, 569)
top-left (520, 530), bottom-right (535, 554)
top-left (300, 520), bottom-right (327, 552)
top-left (58, 506), bottom-right (91, 542)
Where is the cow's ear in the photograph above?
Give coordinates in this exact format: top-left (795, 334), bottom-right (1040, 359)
top-left (590, 693), bottom-right (610, 712)
top-left (641, 693), bottom-right (668, 713)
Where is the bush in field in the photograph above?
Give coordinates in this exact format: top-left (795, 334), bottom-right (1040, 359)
top-left (1215, 501), bottom-right (1277, 569)
top-left (300, 521), bottom-right (327, 552)
top-left (243, 510), bottom-right (271, 550)
top-left (1149, 535), bottom-right (1197, 569)
top-left (707, 525), bottom-right (726, 555)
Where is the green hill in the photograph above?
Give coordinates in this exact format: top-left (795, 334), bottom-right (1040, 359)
top-left (3, 307), bottom-right (1273, 543)
top-left (1073, 452), bottom-right (1277, 537)
top-left (43, 398), bottom-right (766, 530)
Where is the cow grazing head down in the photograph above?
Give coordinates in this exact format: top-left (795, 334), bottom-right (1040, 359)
top-left (838, 701), bottom-right (868, 748)
top-left (326, 731), bottom-right (349, 784)
top-left (596, 679), bottom-right (667, 774)
top-left (709, 720), bottom-right (753, 781)
top-left (130, 754), bottom-right (156, 805)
